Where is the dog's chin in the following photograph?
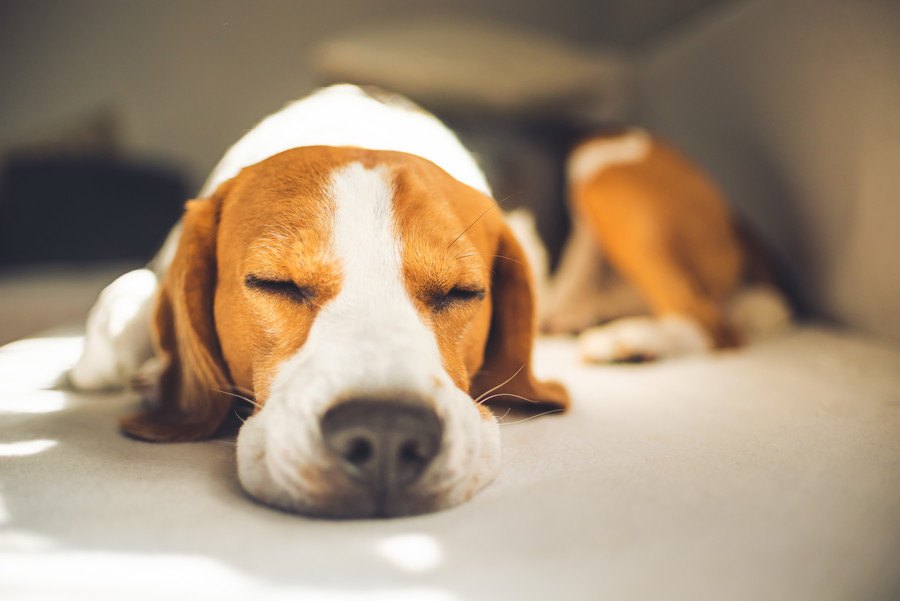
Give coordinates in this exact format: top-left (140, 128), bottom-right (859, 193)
top-left (235, 409), bottom-right (501, 519)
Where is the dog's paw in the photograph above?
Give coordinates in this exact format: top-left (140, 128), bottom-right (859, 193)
top-left (68, 269), bottom-right (158, 391)
top-left (578, 315), bottom-right (711, 364)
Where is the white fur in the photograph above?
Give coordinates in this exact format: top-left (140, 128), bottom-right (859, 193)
top-left (68, 269), bottom-right (157, 390)
top-left (567, 129), bottom-right (652, 185)
top-left (71, 85), bottom-right (490, 393)
top-left (237, 164), bottom-right (499, 516)
top-left (578, 315), bottom-right (712, 363)
top-left (202, 84), bottom-right (490, 197)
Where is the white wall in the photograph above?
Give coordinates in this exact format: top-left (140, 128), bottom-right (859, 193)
top-left (0, 1), bottom-right (382, 186)
top-left (0, 0), bottom-right (719, 188)
top-left (638, 0), bottom-right (900, 341)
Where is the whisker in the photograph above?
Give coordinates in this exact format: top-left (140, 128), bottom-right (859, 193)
top-left (213, 387), bottom-right (262, 409)
top-left (233, 409), bottom-right (247, 424)
top-left (477, 392), bottom-right (538, 406)
top-left (447, 205), bottom-right (496, 248)
top-left (453, 252), bottom-right (523, 266)
top-left (473, 364), bottom-right (526, 404)
top-left (494, 190), bottom-right (522, 205)
top-left (491, 254), bottom-right (523, 265)
top-left (499, 409), bottom-right (563, 426)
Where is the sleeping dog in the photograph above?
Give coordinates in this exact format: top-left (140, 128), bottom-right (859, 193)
top-left (542, 129), bottom-right (792, 362)
top-left (69, 85), bottom-right (568, 518)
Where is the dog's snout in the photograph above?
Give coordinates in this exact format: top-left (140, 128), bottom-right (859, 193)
top-left (321, 400), bottom-right (442, 492)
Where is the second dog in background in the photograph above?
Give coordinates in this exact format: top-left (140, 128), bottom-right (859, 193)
top-left (539, 129), bottom-right (792, 363)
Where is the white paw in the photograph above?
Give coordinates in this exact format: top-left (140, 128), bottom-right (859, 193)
top-left (68, 269), bottom-right (158, 390)
top-left (578, 315), bottom-right (711, 363)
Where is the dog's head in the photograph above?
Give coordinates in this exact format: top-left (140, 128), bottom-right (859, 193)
top-left (121, 146), bottom-right (568, 517)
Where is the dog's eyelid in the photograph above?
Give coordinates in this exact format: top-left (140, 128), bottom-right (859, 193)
top-left (449, 285), bottom-right (486, 298)
top-left (430, 284), bottom-right (486, 311)
top-left (244, 274), bottom-right (313, 302)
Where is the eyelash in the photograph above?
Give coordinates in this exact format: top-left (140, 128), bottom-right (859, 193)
top-left (432, 286), bottom-right (486, 311)
top-left (244, 275), bottom-right (313, 304)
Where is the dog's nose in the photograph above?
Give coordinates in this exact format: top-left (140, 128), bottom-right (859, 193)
top-left (321, 400), bottom-right (442, 491)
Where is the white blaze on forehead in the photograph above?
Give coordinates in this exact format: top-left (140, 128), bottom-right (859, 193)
top-left (330, 163), bottom-right (405, 299)
top-left (286, 162), bottom-right (448, 395)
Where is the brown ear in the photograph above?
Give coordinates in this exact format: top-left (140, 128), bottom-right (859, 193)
top-left (470, 220), bottom-right (569, 412)
top-left (120, 188), bottom-right (234, 442)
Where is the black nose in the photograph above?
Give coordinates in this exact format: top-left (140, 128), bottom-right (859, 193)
top-left (321, 400), bottom-right (443, 492)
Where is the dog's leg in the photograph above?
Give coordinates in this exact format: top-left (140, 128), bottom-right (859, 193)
top-left (578, 239), bottom-right (732, 362)
top-left (68, 269), bottom-right (159, 391)
top-left (541, 219), bottom-right (608, 334)
top-left (578, 284), bottom-right (792, 363)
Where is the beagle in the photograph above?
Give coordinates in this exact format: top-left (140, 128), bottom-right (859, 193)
top-left (69, 85), bottom-right (568, 518)
top-left (541, 129), bottom-right (792, 362)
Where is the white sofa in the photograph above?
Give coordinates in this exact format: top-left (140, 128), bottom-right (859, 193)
top-left (1, 324), bottom-right (899, 600)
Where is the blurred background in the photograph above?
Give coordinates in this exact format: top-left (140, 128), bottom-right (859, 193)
top-left (0, 0), bottom-right (898, 345)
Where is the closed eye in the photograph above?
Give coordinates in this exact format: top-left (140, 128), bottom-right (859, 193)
top-left (244, 275), bottom-right (313, 303)
top-left (431, 286), bottom-right (486, 312)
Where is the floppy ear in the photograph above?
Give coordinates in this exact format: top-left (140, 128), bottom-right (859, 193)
top-left (120, 187), bottom-right (234, 442)
top-left (470, 220), bottom-right (570, 412)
